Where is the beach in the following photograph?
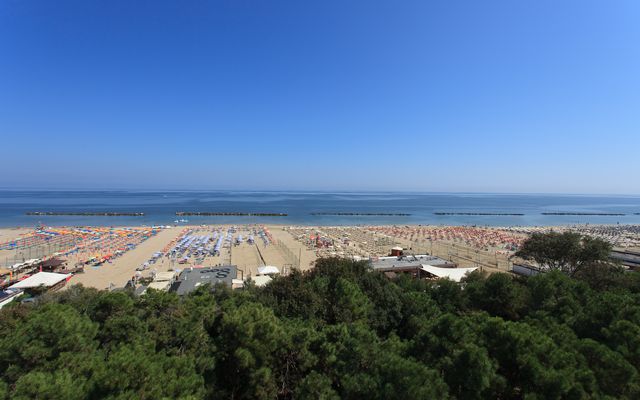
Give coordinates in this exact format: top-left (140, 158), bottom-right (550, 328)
top-left (0, 225), bottom-right (319, 289)
top-left (2, 223), bottom-right (638, 290)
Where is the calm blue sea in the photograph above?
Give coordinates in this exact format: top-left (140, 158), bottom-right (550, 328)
top-left (0, 190), bottom-right (639, 227)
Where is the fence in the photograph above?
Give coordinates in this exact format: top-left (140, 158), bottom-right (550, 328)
top-left (274, 239), bottom-right (300, 270)
top-left (2, 239), bottom-right (80, 268)
top-left (411, 241), bottom-right (512, 272)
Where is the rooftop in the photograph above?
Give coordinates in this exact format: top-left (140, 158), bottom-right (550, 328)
top-left (171, 265), bottom-right (237, 296)
top-left (154, 271), bottom-right (176, 282)
top-left (370, 254), bottom-right (455, 271)
top-left (147, 281), bottom-right (171, 291)
top-left (9, 272), bottom-right (70, 289)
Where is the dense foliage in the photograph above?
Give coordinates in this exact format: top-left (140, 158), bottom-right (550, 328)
top-left (2, 256), bottom-right (640, 399)
top-left (515, 231), bottom-right (613, 276)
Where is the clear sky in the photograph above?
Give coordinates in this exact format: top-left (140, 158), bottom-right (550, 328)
top-left (1, 0), bottom-right (639, 194)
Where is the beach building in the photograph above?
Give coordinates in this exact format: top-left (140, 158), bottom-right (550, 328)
top-left (37, 258), bottom-right (67, 272)
top-left (146, 281), bottom-right (171, 291)
top-left (9, 272), bottom-right (71, 293)
top-left (170, 265), bottom-right (237, 296)
top-left (155, 271), bottom-right (177, 282)
top-left (142, 271), bottom-right (178, 293)
top-left (370, 255), bottom-right (457, 279)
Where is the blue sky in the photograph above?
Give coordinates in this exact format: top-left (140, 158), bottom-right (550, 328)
top-left (1, 0), bottom-right (639, 194)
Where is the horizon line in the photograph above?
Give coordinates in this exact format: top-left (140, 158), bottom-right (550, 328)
top-left (0, 187), bottom-right (639, 197)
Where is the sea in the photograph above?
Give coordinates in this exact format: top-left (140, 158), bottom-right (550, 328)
top-left (1, 190), bottom-right (639, 228)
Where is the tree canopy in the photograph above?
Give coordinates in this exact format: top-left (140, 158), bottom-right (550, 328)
top-left (515, 231), bottom-right (613, 275)
top-left (1, 254), bottom-right (639, 399)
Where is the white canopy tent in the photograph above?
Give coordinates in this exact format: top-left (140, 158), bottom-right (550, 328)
top-left (420, 265), bottom-right (478, 282)
top-left (257, 265), bottom-right (280, 275)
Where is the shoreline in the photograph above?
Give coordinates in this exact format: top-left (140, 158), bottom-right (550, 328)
top-left (2, 222), bottom-right (640, 230)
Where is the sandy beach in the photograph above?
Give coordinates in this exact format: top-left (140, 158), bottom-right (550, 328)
top-left (0, 224), bottom-right (319, 289)
top-left (2, 223), bottom-right (639, 290)
top-left (69, 227), bottom-right (180, 289)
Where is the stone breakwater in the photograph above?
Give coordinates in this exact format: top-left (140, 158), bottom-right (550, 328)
top-left (434, 212), bottom-right (525, 216)
top-left (433, 212), bottom-right (629, 216)
top-left (26, 212), bottom-right (145, 216)
top-left (541, 212), bottom-right (626, 216)
top-left (310, 212), bottom-right (412, 216)
top-left (175, 212), bottom-right (288, 217)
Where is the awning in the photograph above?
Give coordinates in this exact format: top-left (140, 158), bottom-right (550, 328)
top-left (257, 265), bottom-right (280, 275)
top-left (420, 265), bottom-right (477, 282)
